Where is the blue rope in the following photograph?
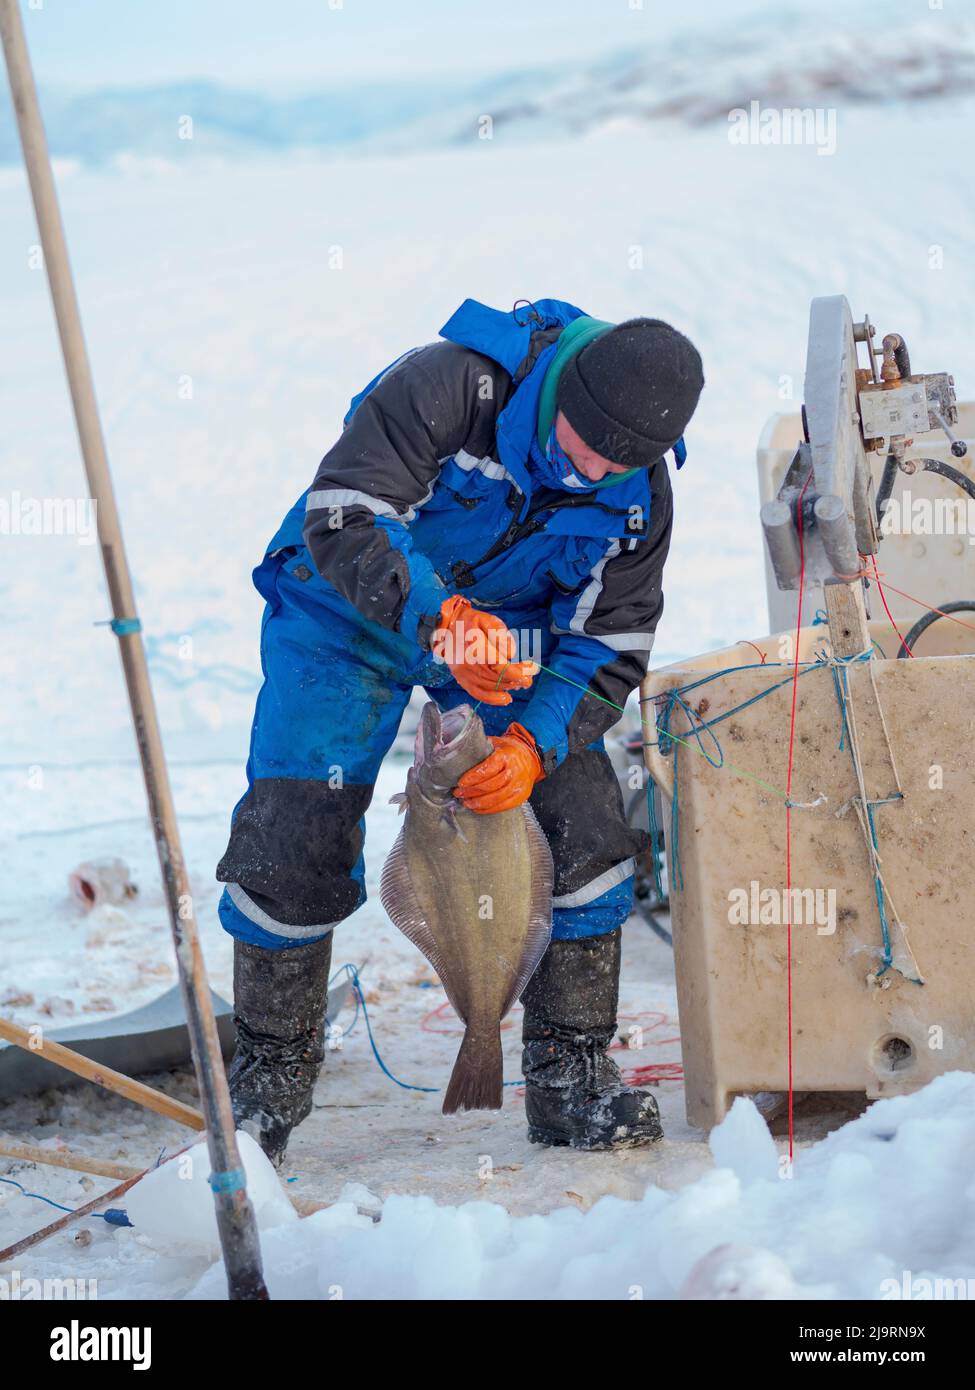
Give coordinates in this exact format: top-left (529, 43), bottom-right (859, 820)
top-left (338, 963), bottom-right (524, 1093)
top-left (646, 777), bottom-right (664, 899)
top-left (863, 801), bottom-right (894, 975)
top-left (328, 963), bottom-right (361, 1041)
top-left (208, 1168), bottom-right (246, 1195)
top-left (670, 743), bottom-right (684, 892)
top-left (825, 652), bottom-right (918, 983)
top-left (829, 658), bottom-right (852, 752)
top-left (654, 662), bottom-right (828, 751)
top-left (648, 658), bottom-right (830, 892)
top-left (0, 1174), bottom-right (128, 1224)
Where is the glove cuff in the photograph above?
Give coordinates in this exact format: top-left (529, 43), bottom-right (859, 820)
top-left (438, 594), bottom-right (471, 629)
top-left (506, 722), bottom-right (545, 783)
top-left (430, 595), bottom-right (469, 657)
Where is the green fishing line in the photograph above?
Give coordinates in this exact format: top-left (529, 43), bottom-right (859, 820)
top-left (481, 659), bottom-right (792, 801)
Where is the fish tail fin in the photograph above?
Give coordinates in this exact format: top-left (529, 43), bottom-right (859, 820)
top-left (443, 1026), bottom-right (503, 1114)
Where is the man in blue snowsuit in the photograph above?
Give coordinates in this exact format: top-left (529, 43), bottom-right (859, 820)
top-left (217, 298), bottom-right (704, 1163)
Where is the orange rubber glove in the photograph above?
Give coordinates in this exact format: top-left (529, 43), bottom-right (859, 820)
top-left (431, 595), bottom-right (538, 706)
top-left (454, 722), bottom-right (545, 814)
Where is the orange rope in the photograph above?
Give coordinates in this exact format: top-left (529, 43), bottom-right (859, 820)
top-left (826, 559), bottom-right (975, 648)
top-left (870, 575), bottom-right (975, 639)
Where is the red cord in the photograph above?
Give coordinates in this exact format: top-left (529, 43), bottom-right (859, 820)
top-left (736, 639), bottom-right (768, 664)
top-left (612, 1009), bottom-right (683, 1082)
top-left (866, 565), bottom-right (975, 647)
top-left (869, 554), bottom-right (914, 657)
top-left (420, 1000), bottom-right (517, 1035)
top-left (621, 1063), bottom-right (684, 1085)
top-left (784, 472), bottom-right (814, 1162)
top-left (420, 1001), bottom-right (683, 1085)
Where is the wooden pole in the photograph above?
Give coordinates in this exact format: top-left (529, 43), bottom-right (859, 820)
top-left (0, 1139), bottom-right (143, 1183)
top-left (0, 1148), bottom-right (193, 1265)
top-left (0, 0), bottom-right (267, 1299)
top-left (0, 1140), bottom-right (329, 1216)
top-left (824, 576), bottom-right (871, 658)
top-left (0, 1018), bottom-right (205, 1131)
top-left (0, 1176), bottom-right (143, 1264)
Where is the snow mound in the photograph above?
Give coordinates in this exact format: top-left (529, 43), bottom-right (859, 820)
top-left (708, 1095), bottom-right (779, 1185)
top-left (184, 1074), bottom-right (975, 1300)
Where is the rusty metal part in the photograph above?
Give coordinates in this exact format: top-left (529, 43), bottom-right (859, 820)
top-left (881, 333), bottom-right (912, 383)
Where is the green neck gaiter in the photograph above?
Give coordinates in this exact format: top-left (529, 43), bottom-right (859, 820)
top-left (535, 316), bottom-right (643, 489)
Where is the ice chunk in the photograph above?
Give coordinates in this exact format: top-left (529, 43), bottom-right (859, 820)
top-left (124, 1131), bottom-right (297, 1257)
top-left (709, 1096), bottom-right (779, 1184)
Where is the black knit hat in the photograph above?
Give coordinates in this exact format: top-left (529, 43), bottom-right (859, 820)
top-left (556, 318), bottom-right (704, 469)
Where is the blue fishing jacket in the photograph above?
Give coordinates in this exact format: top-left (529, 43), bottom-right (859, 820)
top-left (265, 298), bottom-right (675, 769)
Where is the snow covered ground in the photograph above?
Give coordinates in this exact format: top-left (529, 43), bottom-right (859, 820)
top-left (2, 43), bottom-right (975, 1298)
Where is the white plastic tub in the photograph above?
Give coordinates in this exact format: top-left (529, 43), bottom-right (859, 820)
top-left (642, 621), bottom-right (975, 1128)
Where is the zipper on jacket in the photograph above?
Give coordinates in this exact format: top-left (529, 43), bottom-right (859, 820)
top-left (451, 513), bottom-right (547, 588)
top-left (448, 486), bottom-right (645, 589)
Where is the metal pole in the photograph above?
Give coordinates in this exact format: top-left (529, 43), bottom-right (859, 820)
top-left (0, 0), bottom-right (267, 1300)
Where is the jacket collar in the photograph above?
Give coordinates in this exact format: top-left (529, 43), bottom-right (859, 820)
top-left (440, 299), bottom-right (652, 536)
top-left (439, 297), bottom-right (586, 378)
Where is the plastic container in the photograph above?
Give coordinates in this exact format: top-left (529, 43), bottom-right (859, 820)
top-left (642, 620), bottom-right (975, 1128)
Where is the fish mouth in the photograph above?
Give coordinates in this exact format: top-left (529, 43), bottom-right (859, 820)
top-left (415, 702), bottom-right (474, 768)
top-left (440, 706), bottom-right (473, 746)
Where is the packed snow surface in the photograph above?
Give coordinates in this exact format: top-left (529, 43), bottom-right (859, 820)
top-left (213, 1075), bottom-right (975, 1300)
top-left (31, 1073), bottom-right (971, 1301)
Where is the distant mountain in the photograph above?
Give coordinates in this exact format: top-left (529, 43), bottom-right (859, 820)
top-left (472, 15), bottom-right (975, 139)
top-left (2, 8), bottom-right (972, 169)
top-left (0, 76), bottom-right (475, 166)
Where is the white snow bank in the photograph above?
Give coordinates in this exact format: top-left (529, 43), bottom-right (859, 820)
top-left (182, 1074), bottom-right (975, 1300)
top-left (125, 1131), bottom-right (296, 1258)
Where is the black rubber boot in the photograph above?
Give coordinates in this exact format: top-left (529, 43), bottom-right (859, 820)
top-left (521, 928), bottom-right (663, 1150)
top-left (228, 934), bottom-right (332, 1167)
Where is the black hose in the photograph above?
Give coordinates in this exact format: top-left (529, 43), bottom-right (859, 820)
top-left (897, 600), bottom-right (975, 658)
top-left (633, 893), bottom-right (674, 946)
top-left (624, 782), bottom-right (674, 947)
top-left (877, 457), bottom-right (975, 530)
top-left (919, 457), bottom-right (975, 503)
top-left (876, 453), bottom-right (899, 525)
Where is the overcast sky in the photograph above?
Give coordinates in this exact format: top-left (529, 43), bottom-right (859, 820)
top-left (18, 0), bottom-right (918, 90)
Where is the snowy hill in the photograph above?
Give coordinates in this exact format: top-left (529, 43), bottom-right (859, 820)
top-left (452, 11), bottom-right (975, 144)
top-left (1, 5), bottom-right (972, 168)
